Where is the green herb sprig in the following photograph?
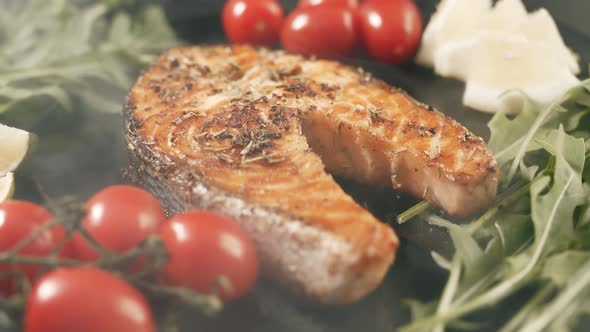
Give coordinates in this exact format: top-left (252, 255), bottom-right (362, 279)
top-left (0, 0), bottom-right (181, 130)
top-left (401, 81), bottom-right (590, 332)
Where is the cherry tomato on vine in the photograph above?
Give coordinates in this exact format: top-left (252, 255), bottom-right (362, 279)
top-left (281, 5), bottom-right (357, 58)
top-left (24, 267), bottom-right (154, 332)
top-left (0, 201), bottom-right (74, 296)
top-left (358, 0), bottom-right (423, 63)
top-left (222, 0), bottom-right (284, 46)
top-left (364, 0), bottom-right (413, 3)
top-left (297, 0), bottom-right (358, 8)
top-left (158, 211), bottom-right (258, 303)
top-left (72, 185), bottom-right (165, 265)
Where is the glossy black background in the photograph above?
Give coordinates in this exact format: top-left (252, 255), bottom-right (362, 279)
top-left (8, 0), bottom-right (590, 331)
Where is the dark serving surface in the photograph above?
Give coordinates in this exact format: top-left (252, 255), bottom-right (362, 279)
top-left (9, 0), bottom-right (590, 331)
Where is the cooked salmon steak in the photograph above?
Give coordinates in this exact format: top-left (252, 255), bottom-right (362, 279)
top-left (125, 45), bottom-right (498, 304)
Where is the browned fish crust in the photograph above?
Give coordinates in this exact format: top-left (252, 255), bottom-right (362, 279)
top-left (124, 45), bottom-right (498, 304)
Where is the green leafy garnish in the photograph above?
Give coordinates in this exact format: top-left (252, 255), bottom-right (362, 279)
top-left (402, 81), bottom-right (590, 332)
top-left (0, 0), bottom-right (181, 130)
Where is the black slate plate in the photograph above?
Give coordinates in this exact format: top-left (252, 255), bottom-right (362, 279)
top-left (9, 0), bottom-right (590, 331)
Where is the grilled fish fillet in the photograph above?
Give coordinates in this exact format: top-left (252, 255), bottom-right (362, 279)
top-left (125, 45), bottom-right (498, 304)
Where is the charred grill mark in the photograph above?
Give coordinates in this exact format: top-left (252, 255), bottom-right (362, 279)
top-left (282, 79), bottom-right (319, 97)
top-left (402, 121), bottom-right (422, 135)
top-left (216, 131), bottom-right (234, 140)
top-left (196, 101), bottom-right (288, 164)
top-left (265, 132), bottom-right (282, 139)
top-left (209, 88), bottom-right (223, 95)
top-left (269, 106), bottom-right (292, 128)
top-left (235, 130), bottom-right (282, 157)
top-left (284, 81), bottom-right (308, 93)
top-left (418, 126), bottom-right (425, 137)
top-left (232, 131), bottom-right (251, 147)
top-left (319, 83), bottom-right (340, 93)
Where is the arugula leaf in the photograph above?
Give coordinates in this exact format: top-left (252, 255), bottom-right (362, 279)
top-left (531, 128), bottom-right (585, 253)
top-left (487, 214), bottom-right (533, 256)
top-left (428, 216), bottom-right (483, 273)
top-left (541, 251), bottom-right (590, 286)
top-left (488, 93), bottom-right (547, 170)
top-left (580, 186), bottom-right (590, 228)
top-left (499, 286), bottom-right (555, 332)
top-left (403, 299), bottom-right (437, 321)
top-left (488, 81), bottom-right (590, 185)
top-left (431, 251), bottom-right (452, 271)
top-left (522, 260), bottom-right (590, 332)
top-left (0, 0), bottom-right (181, 131)
top-left (402, 80), bottom-right (590, 332)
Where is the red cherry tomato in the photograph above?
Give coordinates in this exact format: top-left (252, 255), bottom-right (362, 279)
top-left (158, 211), bottom-right (258, 303)
top-left (358, 0), bottom-right (423, 63)
top-left (364, 0), bottom-right (413, 3)
top-left (24, 267), bottom-right (154, 332)
top-left (0, 201), bottom-right (74, 296)
top-left (297, 0), bottom-right (358, 8)
top-left (281, 5), bottom-right (357, 58)
top-left (222, 0), bottom-right (284, 46)
top-left (72, 185), bottom-right (165, 266)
